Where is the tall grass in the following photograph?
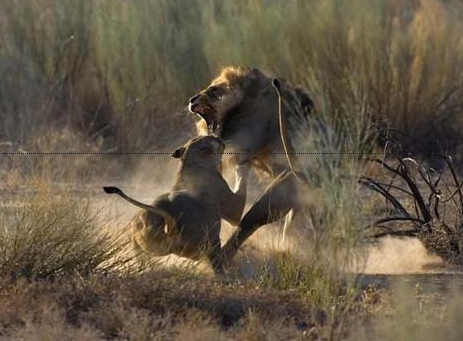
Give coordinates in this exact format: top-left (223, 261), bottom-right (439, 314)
top-left (2, 0), bottom-right (463, 161)
top-left (203, 0), bottom-right (463, 156)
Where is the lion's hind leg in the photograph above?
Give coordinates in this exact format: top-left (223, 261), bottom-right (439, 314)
top-left (206, 238), bottom-right (225, 275)
top-left (282, 209), bottom-right (297, 244)
top-left (131, 237), bottom-right (152, 270)
top-left (222, 170), bottom-right (301, 263)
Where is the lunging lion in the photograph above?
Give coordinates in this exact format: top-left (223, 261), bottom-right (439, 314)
top-left (104, 135), bottom-right (250, 274)
top-left (188, 67), bottom-right (331, 262)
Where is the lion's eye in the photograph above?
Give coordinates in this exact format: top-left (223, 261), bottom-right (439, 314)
top-left (208, 87), bottom-right (223, 99)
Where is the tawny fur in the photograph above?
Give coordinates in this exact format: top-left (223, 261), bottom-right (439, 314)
top-left (190, 66), bottom-right (316, 182)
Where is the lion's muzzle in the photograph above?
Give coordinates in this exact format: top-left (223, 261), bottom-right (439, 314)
top-left (188, 99), bottom-right (219, 135)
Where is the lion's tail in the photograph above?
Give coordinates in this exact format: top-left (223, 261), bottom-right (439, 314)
top-left (103, 186), bottom-right (178, 235)
top-left (271, 79), bottom-right (308, 184)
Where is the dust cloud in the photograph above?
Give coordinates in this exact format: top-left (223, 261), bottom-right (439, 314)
top-left (363, 237), bottom-right (445, 274)
top-left (224, 230), bottom-right (449, 277)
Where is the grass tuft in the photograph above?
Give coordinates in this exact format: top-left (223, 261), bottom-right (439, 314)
top-left (0, 183), bottom-right (127, 279)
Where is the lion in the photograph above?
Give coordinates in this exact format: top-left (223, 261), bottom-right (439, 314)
top-left (188, 67), bottom-right (331, 262)
top-left (103, 135), bottom-right (250, 274)
top-left (188, 66), bottom-right (320, 180)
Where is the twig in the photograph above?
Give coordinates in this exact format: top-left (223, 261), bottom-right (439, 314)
top-left (372, 216), bottom-right (425, 226)
top-left (372, 230), bottom-right (419, 239)
top-left (396, 157), bottom-right (432, 224)
top-left (444, 156), bottom-right (463, 216)
top-left (358, 176), bottom-right (411, 219)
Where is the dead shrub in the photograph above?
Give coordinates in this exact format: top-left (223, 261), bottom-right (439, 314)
top-left (361, 155), bottom-right (463, 265)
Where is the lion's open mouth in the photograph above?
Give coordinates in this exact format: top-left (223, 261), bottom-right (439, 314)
top-left (191, 105), bottom-right (219, 134)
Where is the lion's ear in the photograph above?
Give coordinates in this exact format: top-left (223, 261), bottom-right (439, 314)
top-left (171, 146), bottom-right (186, 159)
top-left (272, 78), bottom-right (282, 90)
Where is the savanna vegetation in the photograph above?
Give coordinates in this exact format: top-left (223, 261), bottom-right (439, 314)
top-left (1, 0), bottom-right (463, 340)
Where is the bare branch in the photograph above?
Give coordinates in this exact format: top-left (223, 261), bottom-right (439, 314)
top-left (396, 158), bottom-right (432, 224)
top-left (444, 156), bottom-right (463, 215)
top-left (358, 176), bottom-right (412, 219)
top-left (372, 216), bottom-right (425, 226)
top-left (371, 230), bottom-right (419, 239)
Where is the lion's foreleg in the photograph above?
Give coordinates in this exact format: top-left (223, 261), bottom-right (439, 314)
top-left (221, 159), bottom-right (251, 226)
top-left (232, 162), bottom-right (251, 217)
top-left (222, 171), bottom-right (300, 262)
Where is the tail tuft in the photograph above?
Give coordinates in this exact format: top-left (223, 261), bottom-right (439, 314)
top-left (103, 186), bottom-right (122, 195)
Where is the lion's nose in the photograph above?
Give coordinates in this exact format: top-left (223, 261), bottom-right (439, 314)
top-left (189, 94), bottom-right (200, 104)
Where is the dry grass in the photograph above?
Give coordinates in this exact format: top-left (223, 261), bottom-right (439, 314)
top-left (2, 267), bottom-right (463, 341)
top-left (0, 183), bottom-right (128, 279)
top-left (0, 272), bottom-right (322, 340)
top-left (350, 280), bottom-right (463, 341)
